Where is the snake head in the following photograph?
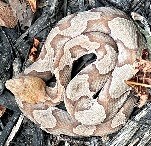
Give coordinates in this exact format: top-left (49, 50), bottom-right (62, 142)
top-left (5, 76), bottom-right (48, 104)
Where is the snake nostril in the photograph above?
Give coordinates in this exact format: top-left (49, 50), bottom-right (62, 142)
top-left (71, 53), bottom-right (97, 79)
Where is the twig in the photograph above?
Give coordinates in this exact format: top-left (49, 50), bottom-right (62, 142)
top-left (106, 103), bottom-right (151, 146)
top-left (5, 114), bottom-right (24, 146)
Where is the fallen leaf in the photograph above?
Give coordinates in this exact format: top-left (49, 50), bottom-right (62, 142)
top-left (138, 94), bottom-right (150, 108)
top-left (29, 38), bottom-right (40, 62)
top-left (0, 105), bottom-right (6, 117)
top-left (33, 38), bottom-right (40, 47)
top-left (27, 0), bottom-right (37, 12)
top-left (125, 59), bottom-right (151, 107)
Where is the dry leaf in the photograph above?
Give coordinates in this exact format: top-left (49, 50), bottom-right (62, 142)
top-left (0, 105), bottom-right (6, 117)
top-left (29, 38), bottom-right (40, 62)
top-left (125, 79), bottom-right (151, 107)
top-left (134, 59), bottom-right (151, 73)
top-left (0, 1), bottom-right (17, 27)
top-left (125, 59), bottom-right (151, 107)
top-left (137, 94), bottom-right (149, 108)
top-left (27, 0), bottom-right (37, 12)
top-left (33, 38), bottom-right (40, 47)
top-left (29, 47), bottom-right (37, 62)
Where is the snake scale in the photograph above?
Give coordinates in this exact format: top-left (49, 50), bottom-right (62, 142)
top-left (5, 7), bottom-right (145, 136)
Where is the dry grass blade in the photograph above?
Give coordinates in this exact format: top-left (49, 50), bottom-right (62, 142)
top-left (125, 80), bottom-right (151, 88)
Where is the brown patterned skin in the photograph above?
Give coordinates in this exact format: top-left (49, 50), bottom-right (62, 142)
top-left (5, 7), bottom-right (145, 136)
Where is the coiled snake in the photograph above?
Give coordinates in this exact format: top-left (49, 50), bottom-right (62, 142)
top-left (6, 7), bottom-right (145, 136)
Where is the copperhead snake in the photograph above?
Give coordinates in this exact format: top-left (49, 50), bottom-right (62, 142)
top-left (5, 7), bottom-right (145, 137)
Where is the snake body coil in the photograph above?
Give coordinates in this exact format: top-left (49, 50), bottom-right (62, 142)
top-left (6, 7), bottom-right (145, 136)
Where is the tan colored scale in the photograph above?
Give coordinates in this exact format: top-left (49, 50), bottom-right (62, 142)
top-left (5, 7), bottom-right (145, 137)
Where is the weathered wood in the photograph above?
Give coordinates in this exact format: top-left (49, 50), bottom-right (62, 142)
top-left (106, 103), bottom-right (151, 146)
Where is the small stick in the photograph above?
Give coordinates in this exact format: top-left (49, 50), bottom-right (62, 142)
top-left (5, 114), bottom-right (24, 146)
